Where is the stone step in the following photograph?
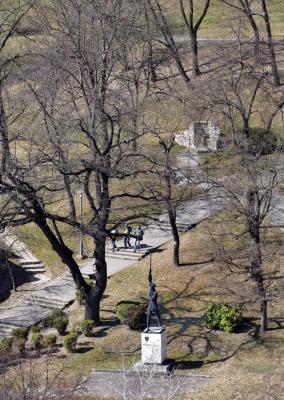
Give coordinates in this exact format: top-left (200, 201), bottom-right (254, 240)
top-left (21, 264), bottom-right (45, 269)
top-left (148, 224), bottom-right (188, 233)
top-left (28, 295), bottom-right (69, 309)
top-left (105, 252), bottom-right (144, 260)
top-left (0, 322), bottom-right (22, 336)
top-left (20, 260), bottom-right (41, 266)
top-left (158, 219), bottom-right (190, 229)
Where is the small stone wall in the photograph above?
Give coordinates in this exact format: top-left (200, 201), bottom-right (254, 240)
top-left (175, 122), bottom-right (221, 152)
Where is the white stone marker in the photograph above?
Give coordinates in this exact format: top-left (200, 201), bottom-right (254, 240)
top-left (141, 327), bottom-right (167, 364)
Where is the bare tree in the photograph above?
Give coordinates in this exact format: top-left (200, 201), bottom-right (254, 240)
top-left (178, 0), bottom-right (212, 77)
top-left (0, 0), bottom-right (162, 324)
top-left (220, 0), bottom-right (261, 58)
top-left (145, 0), bottom-right (212, 81)
top-left (220, 0), bottom-right (281, 86)
top-left (260, 0), bottom-right (281, 86)
top-left (199, 57), bottom-right (284, 331)
top-left (0, 353), bottom-right (82, 399)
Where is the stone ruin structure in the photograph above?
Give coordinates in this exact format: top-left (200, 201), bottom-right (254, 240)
top-left (175, 122), bottom-right (221, 152)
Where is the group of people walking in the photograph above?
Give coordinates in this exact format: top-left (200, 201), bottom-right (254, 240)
top-left (110, 224), bottom-right (144, 253)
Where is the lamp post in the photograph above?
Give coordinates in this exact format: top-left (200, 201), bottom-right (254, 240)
top-left (78, 187), bottom-right (84, 259)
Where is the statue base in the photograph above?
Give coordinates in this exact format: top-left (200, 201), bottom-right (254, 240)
top-left (141, 326), bottom-right (167, 365)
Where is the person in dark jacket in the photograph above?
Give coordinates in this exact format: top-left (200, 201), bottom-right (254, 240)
top-left (124, 224), bottom-right (132, 249)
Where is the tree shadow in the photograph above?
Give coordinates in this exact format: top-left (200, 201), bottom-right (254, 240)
top-left (0, 251), bottom-right (39, 303)
top-left (179, 258), bottom-right (215, 267)
top-left (76, 346), bottom-right (93, 354)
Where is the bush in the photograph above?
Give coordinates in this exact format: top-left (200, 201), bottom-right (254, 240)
top-left (63, 331), bottom-right (79, 352)
top-left (116, 301), bottom-right (146, 330)
top-left (205, 304), bottom-right (243, 333)
top-left (31, 333), bottom-right (43, 350)
top-left (12, 338), bottom-right (26, 355)
top-left (235, 128), bottom-right (278, 156)
top-left (76, 279), bottom-right (94, 305)
top-left (52, 313), bottom-right (69, 335)
top-left (79, 320), bottom-right (93, 337)
top-left (43, 334), bottom-right (57, 350)
top-left (123, 306), bottom-right (146, 330)
top-left (12, 327), bottom-right (29, 340)
top-left (0, 337), bottom-right (13, 352)
top-left (116, 301), bottom-right (140, 322)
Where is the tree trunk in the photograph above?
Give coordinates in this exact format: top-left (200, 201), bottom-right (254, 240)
top-left (247, 190), bottom-right (268, 332)
top-left (260, 299), bottom-right (268, 333)
top-left (167, 206), bottom-right (180, 266)
top-left (261, 0), bottom-right (281, 86)
top-left (89, 236), bottom-right (107, 324)
top-left (190, 30), bottom-right (200, 77)
top-left (243, 9), bottom-right (260, 61)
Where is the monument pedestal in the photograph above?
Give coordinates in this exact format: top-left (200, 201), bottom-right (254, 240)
top-left (130, 327), bottom-right (174, 374)
top-left (141, 327), bottom-right (167, 364)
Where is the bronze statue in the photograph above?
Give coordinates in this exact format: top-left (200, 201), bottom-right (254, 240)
top-left (146, 263), bottom-right (161, 332)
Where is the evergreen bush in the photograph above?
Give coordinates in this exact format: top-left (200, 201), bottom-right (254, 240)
top-left (52, 313), bottom-right (69, 335)
top-left (0, 337), bottom-right (13, 352)
top-left (116, 301), bottom-right (140, 322)
top-left (63, 331), bottom-right (79, 352)
top-left (116, 301), bottom-right (146, 330)
top-left (123, 306), bottom-right (146, 330)
top-left (205, 304), bottom-right (243, 333)
top-left (79, 320), bottom-right (93, 337)
top-left (12, 327), bottom-right (29, 340)
top-left (43, 334), bottom-right (57, 350)
top-left (31, 333), bottom-right (43, 350)
top-left (12, 338), bottom-right (26, 355)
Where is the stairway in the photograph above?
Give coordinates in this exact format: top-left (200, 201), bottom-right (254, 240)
top-left (105, 246), bottom-right (155, 261)
top-left (18, 260), bottom-right (46, 274)
top-left (25, 294), bottom-right (71, 310)
top-left (0, 231), bottom-right (46, 274)
top-left (148, 220), bottom-right (191, 233)
top-left (0, 322), bottom-right (25, 339)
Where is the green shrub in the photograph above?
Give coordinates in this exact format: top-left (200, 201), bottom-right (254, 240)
top-left (205, 304), bottom-right (243, 333)
top-left (76, 279), bottom-right (94, 305)
top-left (116, 301), bottom-right (140, 322)
top-left (123, 305), bottom-right (146, 330)
top-left (31, 333), bottom-right (43, 350)
top-left (79, 320), bottom-right (93, 337)
top-left (43, 334), bottom-right (57, 349)
top-left (52, 313), bottom-right (69, 335)
top-left (0, 337), bottom-right (13, 352)
top-left (116, 301), bottom-right (146, 330)
top-left (12, 327), bottom-right (29, 340)
top-left (12, 338), bottom-right (26, 355)
top-left (204, 304), bottom-right (220, 330)
top-left (63, 331), bottom-right (79, 352)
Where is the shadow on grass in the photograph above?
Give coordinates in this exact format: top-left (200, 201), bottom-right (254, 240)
top-left (76, 346), bottom-right (93, 354)
top-left (179, 258), bottom-right (215, 267)
top-left (91, 319), bottom-right (120, 338)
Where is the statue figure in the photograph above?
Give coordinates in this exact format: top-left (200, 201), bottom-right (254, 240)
top-left (146, 263), bottom-right (161, 332)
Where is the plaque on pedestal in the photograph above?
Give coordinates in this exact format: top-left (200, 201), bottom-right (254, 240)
top-left (141, 327), bottom-right (167, 364)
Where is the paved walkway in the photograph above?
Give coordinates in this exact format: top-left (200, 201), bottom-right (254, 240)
top-left (78, 369), bottom-right (212, 398)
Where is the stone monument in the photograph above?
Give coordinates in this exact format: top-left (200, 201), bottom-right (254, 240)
top-left (142, 265), bottom-right (168, 365)
top-left (131, 262), bottom-right (174, 374)
top-left (174, 121), bottom-right (221, 152)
